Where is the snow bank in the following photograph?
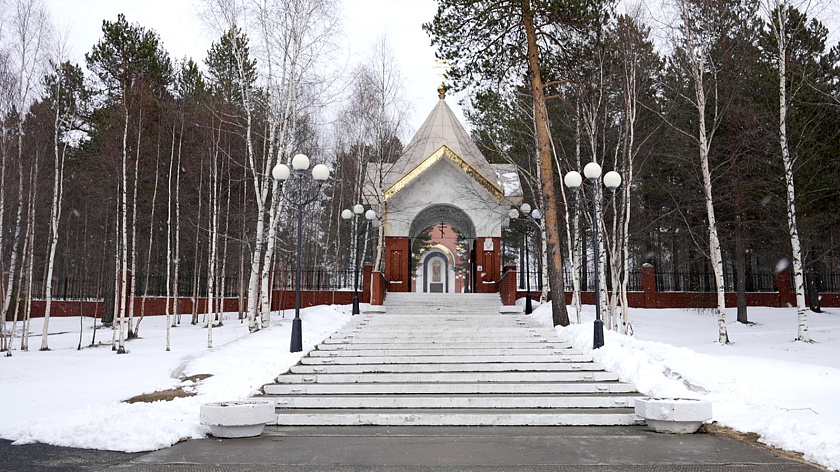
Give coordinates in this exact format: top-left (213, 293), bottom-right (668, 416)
top-left (1, 306), bottom-right (352, 452)
top-left (531, 303), bottom-right (840, 471)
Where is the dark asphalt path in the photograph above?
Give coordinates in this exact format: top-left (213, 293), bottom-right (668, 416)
top-left (0, 426), bottom-right (826, 472)
top-left (0, 439), bottom-right (139, 471)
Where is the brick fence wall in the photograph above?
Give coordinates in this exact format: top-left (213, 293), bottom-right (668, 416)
top-left (14, 263), bottom-right (839, 319)
top-left (17, 266), bottom-right (374, 320)
top-left (513, 264), bottom-right (840, 308)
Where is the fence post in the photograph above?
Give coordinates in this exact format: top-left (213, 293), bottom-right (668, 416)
top-left (500, 265), bottom-right (517, 306)
top-left (362, 265), bottom-right (373, 303)
top-left (642, 263), bottom-right (657, 308)
top-left (774, 267), bottom-right (794, 307)
top-left (371, 272), bottom-right (386, 305)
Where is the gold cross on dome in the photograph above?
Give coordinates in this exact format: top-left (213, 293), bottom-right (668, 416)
top-left (433, 60), bottom-right (452, 99)
top-left (433, 59), bottom-right (451, 83)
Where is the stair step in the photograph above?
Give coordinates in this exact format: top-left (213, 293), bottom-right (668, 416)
top-left (316, 342), bottom-right (560, 350)
top-left (289, 362), bottom-right (604, 374)
top-left (272, 409), bottom-right (643, 426)
top-left (308, 348), bottom-right (583, 357)
top-left (274, 371), bottom-right (620, 384)
top-left (263, 382), bottom-right (639, 395)
top-left (300, 355), bottom-right (593, 365)
top-left (320, 338), bottom-right (556, 345)
top-left (267, 394), bottom-right (642, 409)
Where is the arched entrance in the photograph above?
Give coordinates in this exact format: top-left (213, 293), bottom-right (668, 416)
top-left (409, 204), bottom-right (474, 293)
top-left (420, 248), bottom-right (452, 293)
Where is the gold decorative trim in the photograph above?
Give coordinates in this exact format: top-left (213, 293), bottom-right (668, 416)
top-left (384, 145), bottom-right (503, 201)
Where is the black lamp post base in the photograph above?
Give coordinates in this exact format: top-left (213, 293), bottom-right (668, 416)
top-left (593, 318), bottom-right (605, 349)
top-left (290, 317), bottom-right (303, 352)
top-left (525, 295), bottom-right (533, 314)
top-left (352, 295), bottom-right (360, 315)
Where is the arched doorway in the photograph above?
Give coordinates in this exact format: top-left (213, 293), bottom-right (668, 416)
top-left (419, 248), bottom-right (452, 293)
top-left (409, 205), bottom-right (474, 293)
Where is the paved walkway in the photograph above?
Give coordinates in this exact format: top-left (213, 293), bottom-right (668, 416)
top-left (63, 425), bottom-right (825, 472)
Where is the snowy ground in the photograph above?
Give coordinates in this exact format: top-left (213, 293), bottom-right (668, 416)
top-left (530, 302), bottom-right (840, 471)
top-left (1, 302), bottom-right (839, 470)
top-left (1, 306), bottom-right (353, 452)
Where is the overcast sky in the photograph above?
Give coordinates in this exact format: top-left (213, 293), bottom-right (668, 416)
top-left (38, 0), bottom-right (840, 138)
top-left (43, 0), bottom-right (466, 136)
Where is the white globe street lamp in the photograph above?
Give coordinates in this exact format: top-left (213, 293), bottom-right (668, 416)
top-left (563, 163), bottom-right (622, 349)
top-left (342, 204), bottom-right (377, 315)
top-left (508, 204), bottom-right (542, 314)
top-left (272, 154), bottom-right (330, 353)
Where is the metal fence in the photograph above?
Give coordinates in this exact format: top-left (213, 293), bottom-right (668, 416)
top-left (271, 269), bottom-right (360, 291)
top-left (519, 270), bottom-right (642, 292)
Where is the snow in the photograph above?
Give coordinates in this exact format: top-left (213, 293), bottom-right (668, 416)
top-left (0, 306), bottom-right (352, 452)
top-left (529, 303), bottom-right (840, 471)
top-left (2, 301), bottom-right (839, 471)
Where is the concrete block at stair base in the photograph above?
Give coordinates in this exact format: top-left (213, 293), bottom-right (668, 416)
top-left (200, 400), bottom-right (275, 438)
top-left (634, 398), bottom-right (712, 434)
top-left (500, 305), bottom-right (523, 313)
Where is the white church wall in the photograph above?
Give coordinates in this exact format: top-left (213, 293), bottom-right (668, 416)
top-left (384, 158), bottom-right (508, 238)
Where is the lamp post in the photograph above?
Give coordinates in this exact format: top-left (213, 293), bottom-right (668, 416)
top-left (563, 162), bottom-right (621, 349)
top-left (341, 204), bottom-right (376, 315)
top-left (273, 153), bottom-right (330, 353)
top-left (508, 203), bottom-right (542, 314)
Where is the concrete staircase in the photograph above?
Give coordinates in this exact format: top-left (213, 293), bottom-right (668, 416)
top-left (260, 292), bottom-right (644, 426)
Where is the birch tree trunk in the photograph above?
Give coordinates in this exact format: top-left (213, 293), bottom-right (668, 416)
top-left (127, 111), bottom-right (142, 340)
top-left (21, 171), bottom-right (36, 351)
top-left (174, 122), bottom-right (183, 327)
top-left (41, 71), bottom-right (68, 351)
top-left (166, 124), bottom-right (175, 351)
top-left (2, 147), bottom-right (25, 355)
top-left (677, 0), bottom-right (729, 344)
top-left (0, 124), bottom-right (7, 353)
top-left (207, 124), bottom-right (221, 348)
top-left (619, 46), bottom-right (637, 335)
top-left (116, 103), bottom-right (130, 354)
top-left (136, 147), bottom-right (161, 338)
top-left (566, 109), bottom-right (582, 321)
top-left (767, 1), bottom-right (809, 342)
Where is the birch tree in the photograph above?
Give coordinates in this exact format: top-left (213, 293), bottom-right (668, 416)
top-left (86, 14), bottom-right (173, 352)
top-left (666, 0), bottom-right (757, 344)
top-left (40, 60), bottom-right (85, 351)
top-left (203, 21), bottom-right (260, 330)
top-left (1, 0), bottom-right (50, 342)
top-left (761, 0), bottom-right (811, 342)
top-left (611, 12), bottom-right (659, 334)
top-left (254, 0), bottom-right (341, 327)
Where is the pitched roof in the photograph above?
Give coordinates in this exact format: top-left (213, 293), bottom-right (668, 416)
top-left (381, 97), bottom-right (506, 199)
